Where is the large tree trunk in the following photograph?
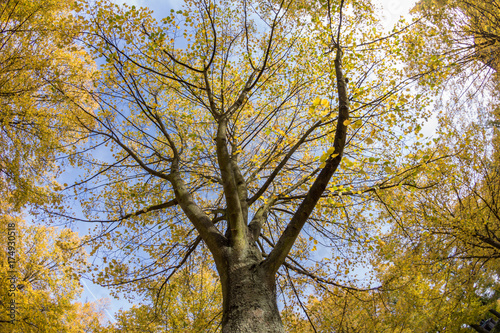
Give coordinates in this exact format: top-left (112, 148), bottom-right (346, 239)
top-left (220, 254), bottom-right (285, 333)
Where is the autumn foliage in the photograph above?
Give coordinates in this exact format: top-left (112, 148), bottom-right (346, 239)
top-left (1, 0), bottom-right (500, 331)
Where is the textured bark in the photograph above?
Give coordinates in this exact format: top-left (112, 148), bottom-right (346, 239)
top-left (220, 251), bottom-right (285, 333)
top-left (470, 324), bottom-right (490, 333)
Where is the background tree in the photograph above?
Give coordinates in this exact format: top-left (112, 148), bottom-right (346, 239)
top-left (0, 211), bottom-right (108, 332)
top-left (333, 0), bottom-right (500, 331)
top-left (100, 258), bottom-right (221, 332)
top-left (0, 0), bottom-right (95, 213)
top-left (0, 2), bottom-right (103, 331)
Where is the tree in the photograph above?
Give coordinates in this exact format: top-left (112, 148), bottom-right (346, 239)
top-left (0, 3), bottom-right (101, 328)
top-left (0, 211), bottom-right (108, 332)
top-left (341, 1), bottom-right (500, 331)
top-left (353, 123), bottom-right (500, 332)
top-left (407, 0), bottom-right (500, 92)
top-left (358, 109), bottom-right (500, 331)
top-left (280, 119), bottom-right (500, 333)
top-left (0, 0), bottom-right (95, 212)
top-left (54, 0), bottom-right (450, 331)
top-left (101, 260), bottom-right (221, 332)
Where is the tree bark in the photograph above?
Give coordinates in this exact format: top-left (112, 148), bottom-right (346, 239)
top-left (490, 309), bottom-right (500, 319)
top-left (470, 324), bottom-right (490, 333)
top-left (220, 252), bottom-right (285, 333)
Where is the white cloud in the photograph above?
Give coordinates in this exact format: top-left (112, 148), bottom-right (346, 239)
top-left (374, 0), bottom-right (418, 29)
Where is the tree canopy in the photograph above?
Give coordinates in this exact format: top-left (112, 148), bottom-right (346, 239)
top-left (0, 212), bottom-right (107, 331)
top-left (0, 0), bottom-right (95, 212)
top-left (2, 0), bottom-right (500, 331)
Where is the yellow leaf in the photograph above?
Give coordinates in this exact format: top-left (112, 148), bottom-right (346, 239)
top-left (343, 119), bottom-right (351, 126)
top-left (366, 137), bottom-right (374, 144)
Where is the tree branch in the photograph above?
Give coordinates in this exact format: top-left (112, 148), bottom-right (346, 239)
top-left (215, 118), bottom-right (246, 252)
top-left (247, 120), bottom-right (322, 205)
top-left (263, 46), bottom-right (350, 275)
top-left (169, 170), bottom-right (227, 269)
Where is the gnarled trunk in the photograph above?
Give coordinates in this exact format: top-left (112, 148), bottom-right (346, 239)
top-left (220, 255), bottom-right (285, 333)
